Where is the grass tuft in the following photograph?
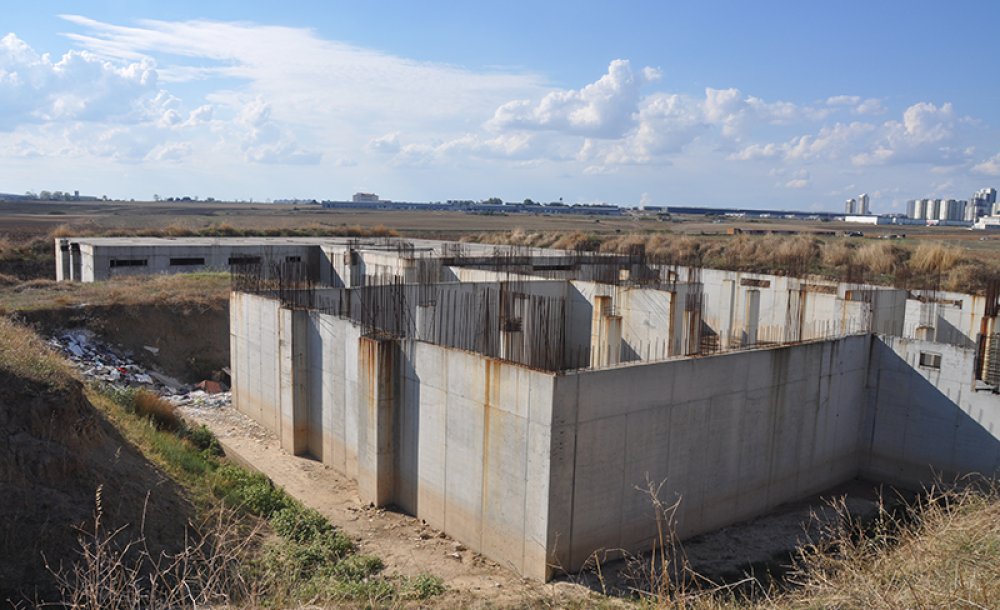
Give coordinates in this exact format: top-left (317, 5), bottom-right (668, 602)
top-left (0, 316), bottom-right (76, 389)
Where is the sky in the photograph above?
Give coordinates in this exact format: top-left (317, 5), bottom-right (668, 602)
top-left (2, 1), bottom-right (999, 212)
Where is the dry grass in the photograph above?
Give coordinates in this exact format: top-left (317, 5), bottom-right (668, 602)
top-left (778, 480), bottom-right (1000, 609)
top-left (607, 480), bottom-right (1000, 610)
top-left (0, 316), bottom-right (76, 389)
top-left (133, 389), bottom-right (183, 432)
top-left (49, 221), bottom-right (400, 240)
top-left (910, 242), bottom-right (964, 276)
top-left (467, 229), bottom-right (1000, 292)
top-left (49, 489), bottom-right (260, 609)
top-left (853, 241), bottom-right (909, 276)
top-left (0, 272), bottom-right (231, 313)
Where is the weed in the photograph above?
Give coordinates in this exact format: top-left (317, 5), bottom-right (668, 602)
top-left (405, 572), bottom-right (446, 599)
top-left (183, 423), bottom-right (223, 456)
top-left (270, 505), bottom-right (333, 543)
top-left (211, 464), bottom-right (293, 518)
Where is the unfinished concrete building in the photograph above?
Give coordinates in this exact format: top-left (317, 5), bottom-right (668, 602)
top-left (214, 237), bottom-right (1000, 581)
top-left (52, 236), bottom-right (1000, 578)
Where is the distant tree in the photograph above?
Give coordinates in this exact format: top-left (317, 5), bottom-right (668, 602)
top-left (485, 197), bottom-right (503, 205)
top-left (153, 194), bottom-right (161, 202)
top-left (523, 198), bottom-right (535, 205)
top-left (38, 190), bottom-right (52, 200)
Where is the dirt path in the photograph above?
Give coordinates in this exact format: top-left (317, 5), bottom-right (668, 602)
top-left (179, 403), bottom-right (599, 608)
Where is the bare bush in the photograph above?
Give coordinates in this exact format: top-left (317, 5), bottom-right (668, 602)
top-left (48, 487), bottom-right (261, 609)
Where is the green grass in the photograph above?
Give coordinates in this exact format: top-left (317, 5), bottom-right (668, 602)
top-left (87, 382), bottom-right (445, 606)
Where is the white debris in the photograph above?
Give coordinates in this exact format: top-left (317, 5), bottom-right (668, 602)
top-left (49, 330), bottom-right (231, 411)
top-left (144, 345), bottom-right (160, 355)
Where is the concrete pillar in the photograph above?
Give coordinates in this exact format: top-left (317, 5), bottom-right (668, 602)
top-left (721, 279), bottom-right (736, 349)
top-left (603, 314), bottom-right (622, 366)
top-left (56, 240), bottom-right (70, 281)
top-left (357, 335), bottom-right (400, 507)
top-left (278, 308), bottom-right (310, 455)
top-left (589, 294), bottom-right (622, 367)
top-left (590, 295), bottom-right (611, 367)
top-left (744, 289), bottom-right (760, 347)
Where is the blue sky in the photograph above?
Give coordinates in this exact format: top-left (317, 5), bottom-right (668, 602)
top-left (2, 1), bottom-right (999, 211)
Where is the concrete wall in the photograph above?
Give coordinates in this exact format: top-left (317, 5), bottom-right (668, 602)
top-left (863, 336), bottom-right (1000, 486)
top-left (230, 291), bottom-right (560, 579)
top-left (82, 244), bottom-right (317, 281)
top-left (397, 341), bottom-right (557, 579)
top-left (546, 335), bottom-right (871, 572)
top-left (230, 292), bottom-right (283, 435)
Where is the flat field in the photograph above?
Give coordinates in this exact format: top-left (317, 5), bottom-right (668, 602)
top-left (1, 199), bottom-right (997, 243)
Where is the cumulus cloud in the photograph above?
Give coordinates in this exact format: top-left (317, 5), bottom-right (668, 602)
top-left (488, 59), bottom-right (660, 138)
top-left (0, 32), bottom-right (158, 130)
top-left (235, 97), bottom-right (320, 164)
top-left (853, 102), bottom-right (965, 166)
top-left (732, 102), bottom-right (968, 170)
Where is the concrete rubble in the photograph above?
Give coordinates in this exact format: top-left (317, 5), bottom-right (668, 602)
top-left (49, 330), bottom-right (231, 409)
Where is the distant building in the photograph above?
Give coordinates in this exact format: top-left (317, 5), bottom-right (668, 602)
top-left (967, 187), bottom-right (998, 221)
top-left (352, 192), bottom-right (380, 203)
top-left (858, 193), bottom-right (870, 215)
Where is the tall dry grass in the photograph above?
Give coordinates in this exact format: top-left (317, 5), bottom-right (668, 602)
top-left (465, 229), bottom-right (1000, 292)
top-left (781, 480), bottom-right (1000, 609)
top-left (0, 316), bottom-right (76, 389)
top-left (576, 479), bottom-right (1000, 610)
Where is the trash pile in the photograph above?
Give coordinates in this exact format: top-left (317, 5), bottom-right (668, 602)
top-left (49, 330), bottom-right (231, 409)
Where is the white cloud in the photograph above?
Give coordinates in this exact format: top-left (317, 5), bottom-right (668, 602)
top-left (0, 32), bottom-right (158, 130)
top-left (368, 132), bottom-right (401, 154)
top-left (855, 98), bottom-right (886, 115)
top-left (853, 102), bottom-right (965, 166)
top-left (826, 95), bottom-right (861, 107)
top-left (973, 152), bottom-right (1000, 176)
top-left (488, 59), bottom-right (659, 138)
top-left (235, 97), bottom-right (321, 164)
top-left (58, 14), bottom-right (546, 130)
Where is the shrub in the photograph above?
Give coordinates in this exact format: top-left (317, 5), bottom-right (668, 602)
top-left (270, 505), bottom-right (333, 543)
top-left (328, 554), bottom-right (383, 582)
top-left (184, 423), bottom-right (223, 456)
top-left (133, 389), bottom-right (182, 432)
top-left (212, 464), bottom-right (292, 517)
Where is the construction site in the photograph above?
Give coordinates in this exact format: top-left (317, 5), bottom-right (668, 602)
top-left (51, 234), bottom-right (991, 583)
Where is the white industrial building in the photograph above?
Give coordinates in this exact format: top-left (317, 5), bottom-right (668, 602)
top-left (54, 236), bottom-right (1000, 581)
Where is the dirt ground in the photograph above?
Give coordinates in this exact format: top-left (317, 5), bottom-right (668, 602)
top-left (178, 402), bottom-right (601, 609)
top-left (178, 399), bottom-right (893, 608)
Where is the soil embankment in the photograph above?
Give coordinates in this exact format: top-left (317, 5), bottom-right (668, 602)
top-left (22, 303), bottom-right (229, 382)
top-left (0, 321), bottom-right (196, 604)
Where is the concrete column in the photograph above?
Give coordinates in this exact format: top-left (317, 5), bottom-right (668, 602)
top-left (721, 279), bottom-right (736, 349)
top-left (590, 295), bottom-right (612, 367)
top-left (603, 314), bottom-right (622, 366)
top-left (278, 308), bottom-right (310, 455)
top-left (744, 289), bottom-right (760, 347)
top-left (357, 335), bottom-right (400, 507)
